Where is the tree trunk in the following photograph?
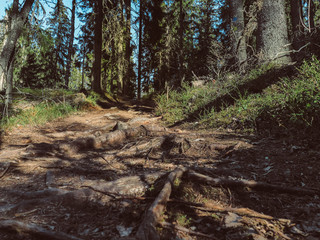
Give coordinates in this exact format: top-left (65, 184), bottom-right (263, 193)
top-left (309, 0), bottom-right (315, 30)
top-left (137, 0), bottom-right (143, 100)
top-left (256, 0), bottom-right (291, 64)
top-left (65, 0), bottom-right (76, 89)
top-left (290, 0), bottom-right (303, 50)
top-left (124, 0), bottom-right (131, 96)
top-left (178, 0), bottom-right (184, 88)
top-left (117, 0), bottom-right (125, 96)
top-left (92, 0), bottom-right (103, 93)
top-left (0, 0), bottom-right (35, 92)
top-left (230, 0), bottom-right (247, 70)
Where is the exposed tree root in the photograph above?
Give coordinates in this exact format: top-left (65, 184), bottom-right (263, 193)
top-left (135, 167), bottom-right (187, 240)
top-left (169, 198), bottom-right (290, 224)
top-left (188, 170), bottom-right (320, 196)
top-left (0, 219), bottom-right (83, 240)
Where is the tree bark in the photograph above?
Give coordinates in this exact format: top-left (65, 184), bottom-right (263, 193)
top-left (178, 0), bottom-right (184, 88)
top-left (229, 0), bottom-right (247, 69)
top-left (117, 0), bottom-right (125, 96)
top-left (137, 0), bottom-right (143, 100)
top-left (256, 0), bottom-right (292, 64)
top-left (92, 0), bottom-right (103, 93)
top-left (65, 0), bottom-right (76, 89)
top-left (0, 0), bottom-right (35, 92)
top-left (290, 0), bottom-right (303, 50)
top-left (124, 0), bottom-right (131, 96)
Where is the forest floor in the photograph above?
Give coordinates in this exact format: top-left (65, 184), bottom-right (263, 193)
top-left (0, 102), bottom-right (320, 240)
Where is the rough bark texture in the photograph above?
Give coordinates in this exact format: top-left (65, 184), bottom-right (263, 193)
top-left (137, 0), bottom-right (143, 100)
top-left (124, 0), bottom-right (132, 96)
top-left (0, 0), bottom-right (35, 91)
top-left (230, 0), bottom-right (247, 69)
top-left (290, 0), bottom-right (303, 50)
top-left (65, 0), bottom-right (76, 89)
top-left (92, 0), bottom-right (103, 93)
top-left (256, 0), bottom-right (291, 64)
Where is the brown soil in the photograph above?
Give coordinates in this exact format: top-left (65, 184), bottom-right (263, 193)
top-left (0, 104), bottom-right (319, 240)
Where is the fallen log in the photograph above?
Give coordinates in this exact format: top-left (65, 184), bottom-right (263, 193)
top-left (135, 167), bottom-right (187, 240)
top-left (81, 172), bottom-right (166, 197)
top-left (188, 170), bottom-right (320, 196)
top-left (0, 219), bottom-right (83, 240)
top-left (59, 125), bottom-right (149, 155)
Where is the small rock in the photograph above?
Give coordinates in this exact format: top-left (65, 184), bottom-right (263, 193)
top-left (113, 121), bottom-right (129, 130)
top-left (224, 212), bottom-right (243, 228)
top-left (116, 225), bottom-right (133, 237)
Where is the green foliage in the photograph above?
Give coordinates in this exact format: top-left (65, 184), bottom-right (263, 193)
top-left (1, 102), bottom-right (77, 130)
top-left (1, 88), bottom-right (80, 130)
top-left (175, 213), bottom-right (192, 227)
top-left (202, 56), bottom-right (320, 135)
top-left (155, 82), bottom-right (218, 124)
top-left (157, 56), bottom-right (320, 137)
top-left (86, 91), bottom-right (101, 106)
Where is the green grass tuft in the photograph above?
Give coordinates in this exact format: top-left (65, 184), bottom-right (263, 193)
top-left (1, 102), bottom-right (77, 130)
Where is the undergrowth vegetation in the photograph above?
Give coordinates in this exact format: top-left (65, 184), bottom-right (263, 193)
top-left (0, 88), bottom-right (100, 130)
top-left (156, 56), bottom-right (320, 137)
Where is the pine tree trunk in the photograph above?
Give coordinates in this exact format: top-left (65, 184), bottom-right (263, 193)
top-left (92, 0), bottom-right (103, 93)
top-left (65, 0), bottom-right (76, 89)
top-left (256, 0), bottom-right (291, 64)
top-left (290, 0), bottom-right (303, 50)
top-left (230, 0), bottom-right (247, 69)
top-left (137, 0), bottom-right (143, 100)
top-left (124, 0), bottom-right (131, 96)
top-left (178, 0), bottom-right (184, 88)
top-left (0, 0), bottom-right (35, 92)
top-left (117, 0), bottom-right (125, 96)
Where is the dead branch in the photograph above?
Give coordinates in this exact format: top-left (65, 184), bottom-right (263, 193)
top-left (0, 219), bottom-right (83, 240)
top-left (159, 221), bottom-right (217, 239)
top-left (135, 167), bottom-right (187, 240)
top-left (169, 198), bottom-right (290, 224)
top-left (188, 170), bottom-right (320, 196)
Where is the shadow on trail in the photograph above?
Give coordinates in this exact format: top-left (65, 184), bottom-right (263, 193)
top-left (170, 64), bottom-right (297, 127)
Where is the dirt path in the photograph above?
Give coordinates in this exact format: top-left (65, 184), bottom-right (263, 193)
top-left (0, 106), bottom-right (319, 240)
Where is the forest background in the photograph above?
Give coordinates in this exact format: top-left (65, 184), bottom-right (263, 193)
top-left (0, 0), bottom-right (320, 137)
